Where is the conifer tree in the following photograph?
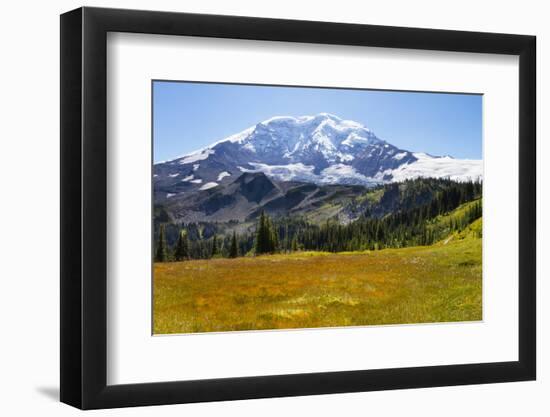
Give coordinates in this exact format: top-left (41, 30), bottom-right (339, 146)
top-left (255, 210), bottom-right (279, 255)
top-left (291, 236), bottom-right (298, 252)
top-left (281, 224), bottom-right (289, 253)
top-left (154, 224), bottom-right (168, 262)
top-left (268, 217), bottom-right (279, 253)
top-left (255, 211), bottom-right (268, 254)
top-left (173, 229), bottom-right (189, 261)
top-left (211, 234), bottom-right (219, 257)
top-left (229, 231), bottom-right (239, 258)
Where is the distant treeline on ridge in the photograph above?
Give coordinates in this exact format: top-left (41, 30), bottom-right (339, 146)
top-left (154, 177), bottom-right (482, 262)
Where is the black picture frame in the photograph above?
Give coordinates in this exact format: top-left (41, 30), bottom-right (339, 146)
top-left (60, 6), bottom-right (536, 410)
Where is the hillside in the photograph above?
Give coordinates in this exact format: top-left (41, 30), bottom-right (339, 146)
top-left (155, 178), bottom-right (482, 259)
top-left (156, 175), bottom-right (481, 228)
top-left (427, 199), bottom-right (483, 244)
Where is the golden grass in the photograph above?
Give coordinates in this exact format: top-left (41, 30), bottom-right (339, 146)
top-left (153, 237), bottom-right (482, 334)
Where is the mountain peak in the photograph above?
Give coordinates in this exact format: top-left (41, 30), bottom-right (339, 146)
top-left (310, 112), bottom-right (343, 123)
top-left (317, 112), bottom-right (341, 118)
top-left (154, 114), bottom-right (482, 192)
top-left (259, 113), bottom-right (349, 128)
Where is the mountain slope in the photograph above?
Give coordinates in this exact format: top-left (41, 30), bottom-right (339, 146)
top-left (158, 172), bottom-right (370, 224)
top-left (154, 113), bottom-right (482, 196)
top-left (156, 172), bottom-right (481, 228)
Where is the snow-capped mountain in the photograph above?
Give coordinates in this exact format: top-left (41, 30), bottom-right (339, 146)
top-left (154, 113), bottom-right (482, 196)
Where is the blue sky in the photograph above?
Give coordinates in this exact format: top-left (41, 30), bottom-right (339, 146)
top-left (153, 81), bottom-right (482, 163)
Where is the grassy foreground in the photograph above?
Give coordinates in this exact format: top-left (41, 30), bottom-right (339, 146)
top-left (153, 229), bottom-right (482, 334)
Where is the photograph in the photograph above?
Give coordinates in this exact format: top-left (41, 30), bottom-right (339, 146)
top-left (53, 4), bottom-right (539, 411)
top-left (152, 81), bottom-right (483, 335)
top-left (152, 80), bottom-right (483, 334)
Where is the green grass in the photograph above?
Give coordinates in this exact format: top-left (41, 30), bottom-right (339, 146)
top-left (355, 187), bottom-right (384, 204)
top-left (154, 231), bottom-right (482, 334)
top-left (428, 199), bottom-right (482, 244)
top-left (304, 202), bottom-right (343, 223)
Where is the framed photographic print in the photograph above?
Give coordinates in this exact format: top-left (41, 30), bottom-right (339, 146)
top-left (60, 7), bottom-right (536, 409)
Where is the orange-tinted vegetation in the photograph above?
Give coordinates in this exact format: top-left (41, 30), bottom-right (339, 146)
top-left (153, 229), bottom-right (481, 334)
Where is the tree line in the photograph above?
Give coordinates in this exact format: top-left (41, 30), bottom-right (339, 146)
top-left (155, 226), bottom-right (242, 262)
top-left (154, 178), bottom-right (482, 262)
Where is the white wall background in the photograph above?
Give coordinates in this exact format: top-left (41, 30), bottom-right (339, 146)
top-left (0, 0), bottom-right (545, 415)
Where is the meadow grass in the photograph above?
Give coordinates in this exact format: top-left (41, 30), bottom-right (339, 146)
top-left (153, 234), bottom-right (482, 334)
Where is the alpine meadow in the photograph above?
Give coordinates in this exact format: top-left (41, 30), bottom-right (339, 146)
top-left (152, 82), bottom-right (483, 334)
